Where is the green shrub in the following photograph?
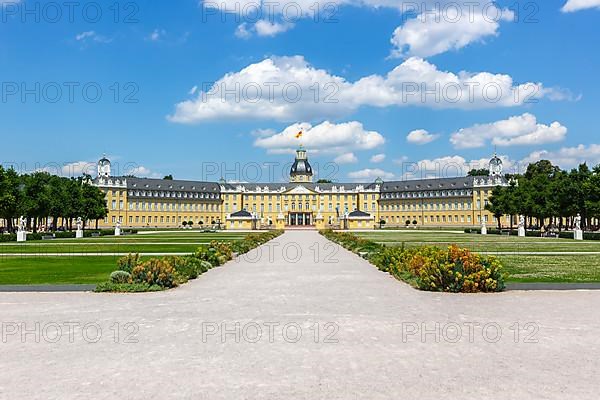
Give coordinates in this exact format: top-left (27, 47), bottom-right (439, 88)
top-left (110, 270), bottom-right (132, 284)
top-left (200, 260), bottom-right (212, 273)
top-left (131, 258), bottom-right (178, 288)
top-left (163, 256), bottom-right (201, 282)
top-left (95, 282), bottom-right (163, 293)
top-left (117, 253), bottom-right (141, 273)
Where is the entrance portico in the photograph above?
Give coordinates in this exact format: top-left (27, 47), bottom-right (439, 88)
top-left (288, 212), bottom-right (313, 226)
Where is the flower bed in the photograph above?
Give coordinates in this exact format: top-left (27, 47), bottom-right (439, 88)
top-left (321, 230), bottom-right (505, 293)
top-left (95, 230), bottom-right (283, 292)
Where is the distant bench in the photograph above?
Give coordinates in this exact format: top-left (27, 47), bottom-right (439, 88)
top-left (90, 232), bottom-right (101, 237)
top-left (42, 235), bottom-right (55, 240)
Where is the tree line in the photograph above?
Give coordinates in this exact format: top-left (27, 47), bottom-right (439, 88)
top-left (485, 160), bottom-right (600, 231)
top-left (0, 167), bottom-right (108, 233)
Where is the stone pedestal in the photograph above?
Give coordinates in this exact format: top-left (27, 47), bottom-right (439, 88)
top-left (114, 227), bottom-right (121, 236)
top-left (17, 231), bottom-right (27, 242)
top-left (518, 227), bottom-right (525, 237)
top-left (76, 229), bottom-right (84, 239)
top-left (574, 229), bottom-right (583, 241)
top-left (481, 225), bottom-right (487, 235)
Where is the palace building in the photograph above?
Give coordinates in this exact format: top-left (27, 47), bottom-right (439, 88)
top-left (92, 150), bottom-right (508, 230)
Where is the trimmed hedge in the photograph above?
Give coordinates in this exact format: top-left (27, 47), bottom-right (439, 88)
top-left (0, 229), bottom-right (138, 242)
top-left (464, 228), bottom-right (600, 240)
top-left (321, 230), bottom-right (505, 293)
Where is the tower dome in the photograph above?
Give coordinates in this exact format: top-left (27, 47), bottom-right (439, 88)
top-left (97, 156), bottom-right (111, 178)
top-left (489, 153), bottom-right (503, 177)
top-left (290, 147), bottom-right (313, 183)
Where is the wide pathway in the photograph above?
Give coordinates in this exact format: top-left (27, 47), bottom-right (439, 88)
top-left (1, 231), bottom-right (599, 399)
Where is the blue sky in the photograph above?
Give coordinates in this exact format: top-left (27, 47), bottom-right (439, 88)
top-left (1, 0), bottom-right (599, 182)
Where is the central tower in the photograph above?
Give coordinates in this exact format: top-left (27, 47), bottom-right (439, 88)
top-left (289, 146), bottom-right (313, 183)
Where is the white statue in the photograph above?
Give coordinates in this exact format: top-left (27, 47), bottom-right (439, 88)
top-left (18, 216), bottom-right (26, 232)
top-left (517, 215), bottom-right (526, 237)
top-left (574, 214), bottom-right (582, 231)
top-left (76, 217), bottom-right (83, 230)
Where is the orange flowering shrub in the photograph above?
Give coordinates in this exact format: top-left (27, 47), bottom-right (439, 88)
top-left (397, 245), bottom-right (505, 293)
top-left (131, 258), bottom-right (178, 288)
top-left (321, 230), bottom-right (505, 293)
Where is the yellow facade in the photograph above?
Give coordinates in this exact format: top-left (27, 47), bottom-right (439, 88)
top-left (92, 151), bottom-right (507, 230)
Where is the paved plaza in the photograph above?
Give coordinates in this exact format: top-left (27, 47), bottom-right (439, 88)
top-left (1, 231), bottom-right (599, 399)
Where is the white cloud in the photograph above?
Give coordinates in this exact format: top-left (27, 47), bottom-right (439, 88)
top-left (235, 20), bottom-right (293, 38)
top-left (450, 113), bottom-right (568, 149)
top-left (397, 154), bottom-right (516, 179)
top-left (370, 153), bottom-right (386, 163)
top-left (391, 4), bottom-right (514, 58)
top-left (75, 31), bottom-right (112, 44)
top-left (38, 161), bottom-right (97, 177)
top-left (255, 20), bottom-right (294, 36)
top-left (254, 120), bottom-right (385, 154)
top-left (406, 129), bottom-right (439, 145)
top-left (235, 23), bottom-right (252, 39)
top-left (334, 152), bottom-right (358, 164)
top-left (562, 0), bottom-right (600, 12)
top-left (348, 168), bottom-right (395, 181)
top-left (76, 31), bottom-right (95, 41)
top-left (169, 56), bottom-right (561, 123)
top-left (149, 29), bottom-right (166, 41)
top-left (521, 144), bottom-right (600, 169)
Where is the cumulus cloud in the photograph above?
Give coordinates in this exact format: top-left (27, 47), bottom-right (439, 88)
top-left (235, 21), bottom-right (293, 38)
top-left (521, 144), bottom-right (600, 169)
top-left (396, 154), bottom-right (516, 180)
top-left (391, 4), bottom-right (514, 58)
top-left (253, 120), bottom-right (385, 154)
top-left (334, 153), bottom-right (358, 164)
top-left (562, 0), bottom-right (600, 12)
top-left (406, 129), bottom-right (439, 145)
top-left (348, 168), bottom-right (395, 181)
top-left (169, 56), bottom-right (561, 124)
top-left (450, 113), bottom-right (568, 149)
top-left (370, 153), bottom-right (386, 163)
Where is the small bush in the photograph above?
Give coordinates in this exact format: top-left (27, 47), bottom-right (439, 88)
top-left (117, 253), bottom-right (141, 273)
top-left (199, 260), bottom-right (212, 273)
top-left (110, 270), bottom-right (132, 284)
top-left (131, 258), bottom-right (178, 288)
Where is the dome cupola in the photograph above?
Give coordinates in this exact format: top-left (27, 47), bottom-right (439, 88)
top-left (98, 155), bottom-right (111, 178)
top-left (290, 147), bottom-right (313, 183)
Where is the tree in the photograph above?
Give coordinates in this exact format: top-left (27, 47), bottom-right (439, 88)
top-left (584, 165), bottom-right (600, 225)
top-left (468, 169), bottom-right (490, 176)
top-left (0, 166), bottom-right (21, 231)
top-left (163, 175), bottom-right (174, 180)
top-left (486, 186), bottom-right (508, 230)
top-left (81, 181), bottom-right (108, 229)
top-left (316, 179), bottom-right (332, 184)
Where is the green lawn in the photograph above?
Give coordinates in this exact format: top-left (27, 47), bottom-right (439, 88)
top-left (0, 256), bottom-right (120, 285)
top-left (0, 231), bottom-right (248, 285)
top-left (356, 231), bottom-right (600, 253)
top-left (355, 231), bottom-right (600, 283)
top-left (0, 232), bottom-right (249, 254)
top-left (502, 255), bottom-right (600, 283)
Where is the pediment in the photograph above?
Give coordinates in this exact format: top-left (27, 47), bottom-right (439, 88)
top-left (285, 185), bottom-right (316, 194)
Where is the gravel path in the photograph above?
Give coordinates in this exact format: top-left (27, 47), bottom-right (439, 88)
top-left (0, 230), bottom-right (598, 400)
